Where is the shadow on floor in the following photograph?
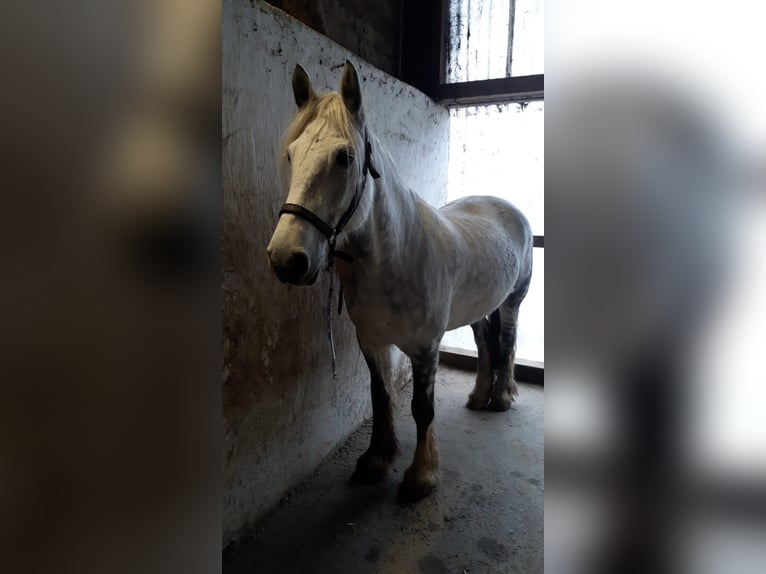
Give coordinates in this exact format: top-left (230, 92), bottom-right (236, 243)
top-left (223, 366), bottom-right (543, 574)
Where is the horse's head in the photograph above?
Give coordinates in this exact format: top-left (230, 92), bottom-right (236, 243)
top-left (267, 61), bottom-right (368, 285)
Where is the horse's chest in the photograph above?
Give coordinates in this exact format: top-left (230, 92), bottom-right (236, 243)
top-left (342, 272), bottom-right (434, 347)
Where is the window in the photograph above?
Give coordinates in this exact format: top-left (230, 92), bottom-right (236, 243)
top-left (439, 1), bottom-right (544, 365)
top-left (401, 0), bottom-right (543, 369)
top-left (446, 0), bottom-right (544, 83)
top-left (441, 102), bottom-right (544, 363)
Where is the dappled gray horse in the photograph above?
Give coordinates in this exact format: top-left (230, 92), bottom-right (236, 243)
top-left (267, 61), bottom-right (533, 501)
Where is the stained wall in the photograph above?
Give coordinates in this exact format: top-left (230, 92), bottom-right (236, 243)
top-left (223, 0), bottom-right (448, 545)
top-left (263, 0), bottom-right (403, 77)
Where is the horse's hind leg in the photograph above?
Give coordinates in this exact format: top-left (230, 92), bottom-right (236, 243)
top-left (489, 286), bottom-right (528, 411)
top-left (466, 314), bottom-right (500, 410)
top-left (399, 344), bottom-right (440, 502)
top-left (350, 339), bottom-right (399, 485)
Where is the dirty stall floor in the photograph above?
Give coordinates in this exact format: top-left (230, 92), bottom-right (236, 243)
top-left (223, 365), bottom-right (543, 574)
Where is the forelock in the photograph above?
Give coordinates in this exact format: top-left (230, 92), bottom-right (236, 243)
top-left (280, 93), bottom-right (361, 157)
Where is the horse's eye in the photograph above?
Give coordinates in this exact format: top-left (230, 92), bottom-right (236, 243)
top-left (336, 149), bottom-right (354, 168)
top-left (286, 152), bottom-right (291, 164)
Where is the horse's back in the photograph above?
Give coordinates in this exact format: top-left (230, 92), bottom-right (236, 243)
top-left (438, 195), bottom-right (533, 328)
top-left (440, 195), bottom-right (531, 244)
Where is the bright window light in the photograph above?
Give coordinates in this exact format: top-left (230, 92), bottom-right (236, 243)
top-left (441, 102), bottom-right (544, 363)
top-left (446, 0), bottom-right (544, 82)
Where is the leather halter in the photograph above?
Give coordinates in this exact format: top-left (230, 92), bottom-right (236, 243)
top-left (278, 131), bottom-right (380, 266)
top-left (277, 131), bottom-right (380, 379)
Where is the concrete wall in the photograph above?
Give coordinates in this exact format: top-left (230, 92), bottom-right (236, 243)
top-left (223, 0), bottom-right (448, 546)
top-left (264, 0), bottom-right (403, 77)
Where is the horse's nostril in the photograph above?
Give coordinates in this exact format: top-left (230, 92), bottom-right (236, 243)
top-left (289, 250), bottom-right (309, 277)
top-left (271, 248), bottom-right (311, 284)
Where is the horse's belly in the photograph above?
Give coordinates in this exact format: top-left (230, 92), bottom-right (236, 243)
top-left (345, 279), bottom-right (445, 351)
top-left (440, 196), bottom-right (532, 328)
top-left (348, 302), bottom-right (428, 349)
top-left (446, 280), bottom-right (514, 330)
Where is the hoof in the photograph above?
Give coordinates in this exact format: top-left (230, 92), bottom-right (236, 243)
top-left (466, 392), bottom-right (490, 410)
top-left (488, 393), bottom-right (513, 411)
top-left (397, 467), bottom-right (438, 502)
top-left (349, 450), bottom-right (393, 485)
top-left (398, 479), bottom-right (436, 502)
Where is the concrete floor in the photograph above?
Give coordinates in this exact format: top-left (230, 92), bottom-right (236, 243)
top-left (223, 366), bottom-right (543, 574)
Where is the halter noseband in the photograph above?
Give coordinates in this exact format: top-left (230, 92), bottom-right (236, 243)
top-left (278, 130), bottom-right (380, 265)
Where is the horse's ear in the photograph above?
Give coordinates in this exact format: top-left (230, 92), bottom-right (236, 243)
top-left (340, 60), bottom-right (363, 118)
top-left (292, 64), bottom-right (314, 108)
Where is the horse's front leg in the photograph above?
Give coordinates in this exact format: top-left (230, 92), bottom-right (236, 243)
top-left (399, 344), bottom-right (440, 502)
top-left (350, 339), bottom-right (399, 485)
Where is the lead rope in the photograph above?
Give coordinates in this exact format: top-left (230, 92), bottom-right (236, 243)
top-left (326, 267), bottom-right (337, 379)
top-left (326, 234), bottom-right (338, 379)
top-left (312, 130), bottom-right (380, 379)
top-left (325, 259), bottom-right (346, 380)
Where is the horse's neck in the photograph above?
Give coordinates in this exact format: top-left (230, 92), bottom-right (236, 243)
top-left (345, 134), bottom-right (424, 268)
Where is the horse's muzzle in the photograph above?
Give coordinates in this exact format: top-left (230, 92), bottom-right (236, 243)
top-left (268, 248), bottom-right (318, 285)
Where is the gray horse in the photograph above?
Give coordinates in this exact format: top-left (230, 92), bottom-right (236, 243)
top-left (267, 61), bottom-right (533, 501)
